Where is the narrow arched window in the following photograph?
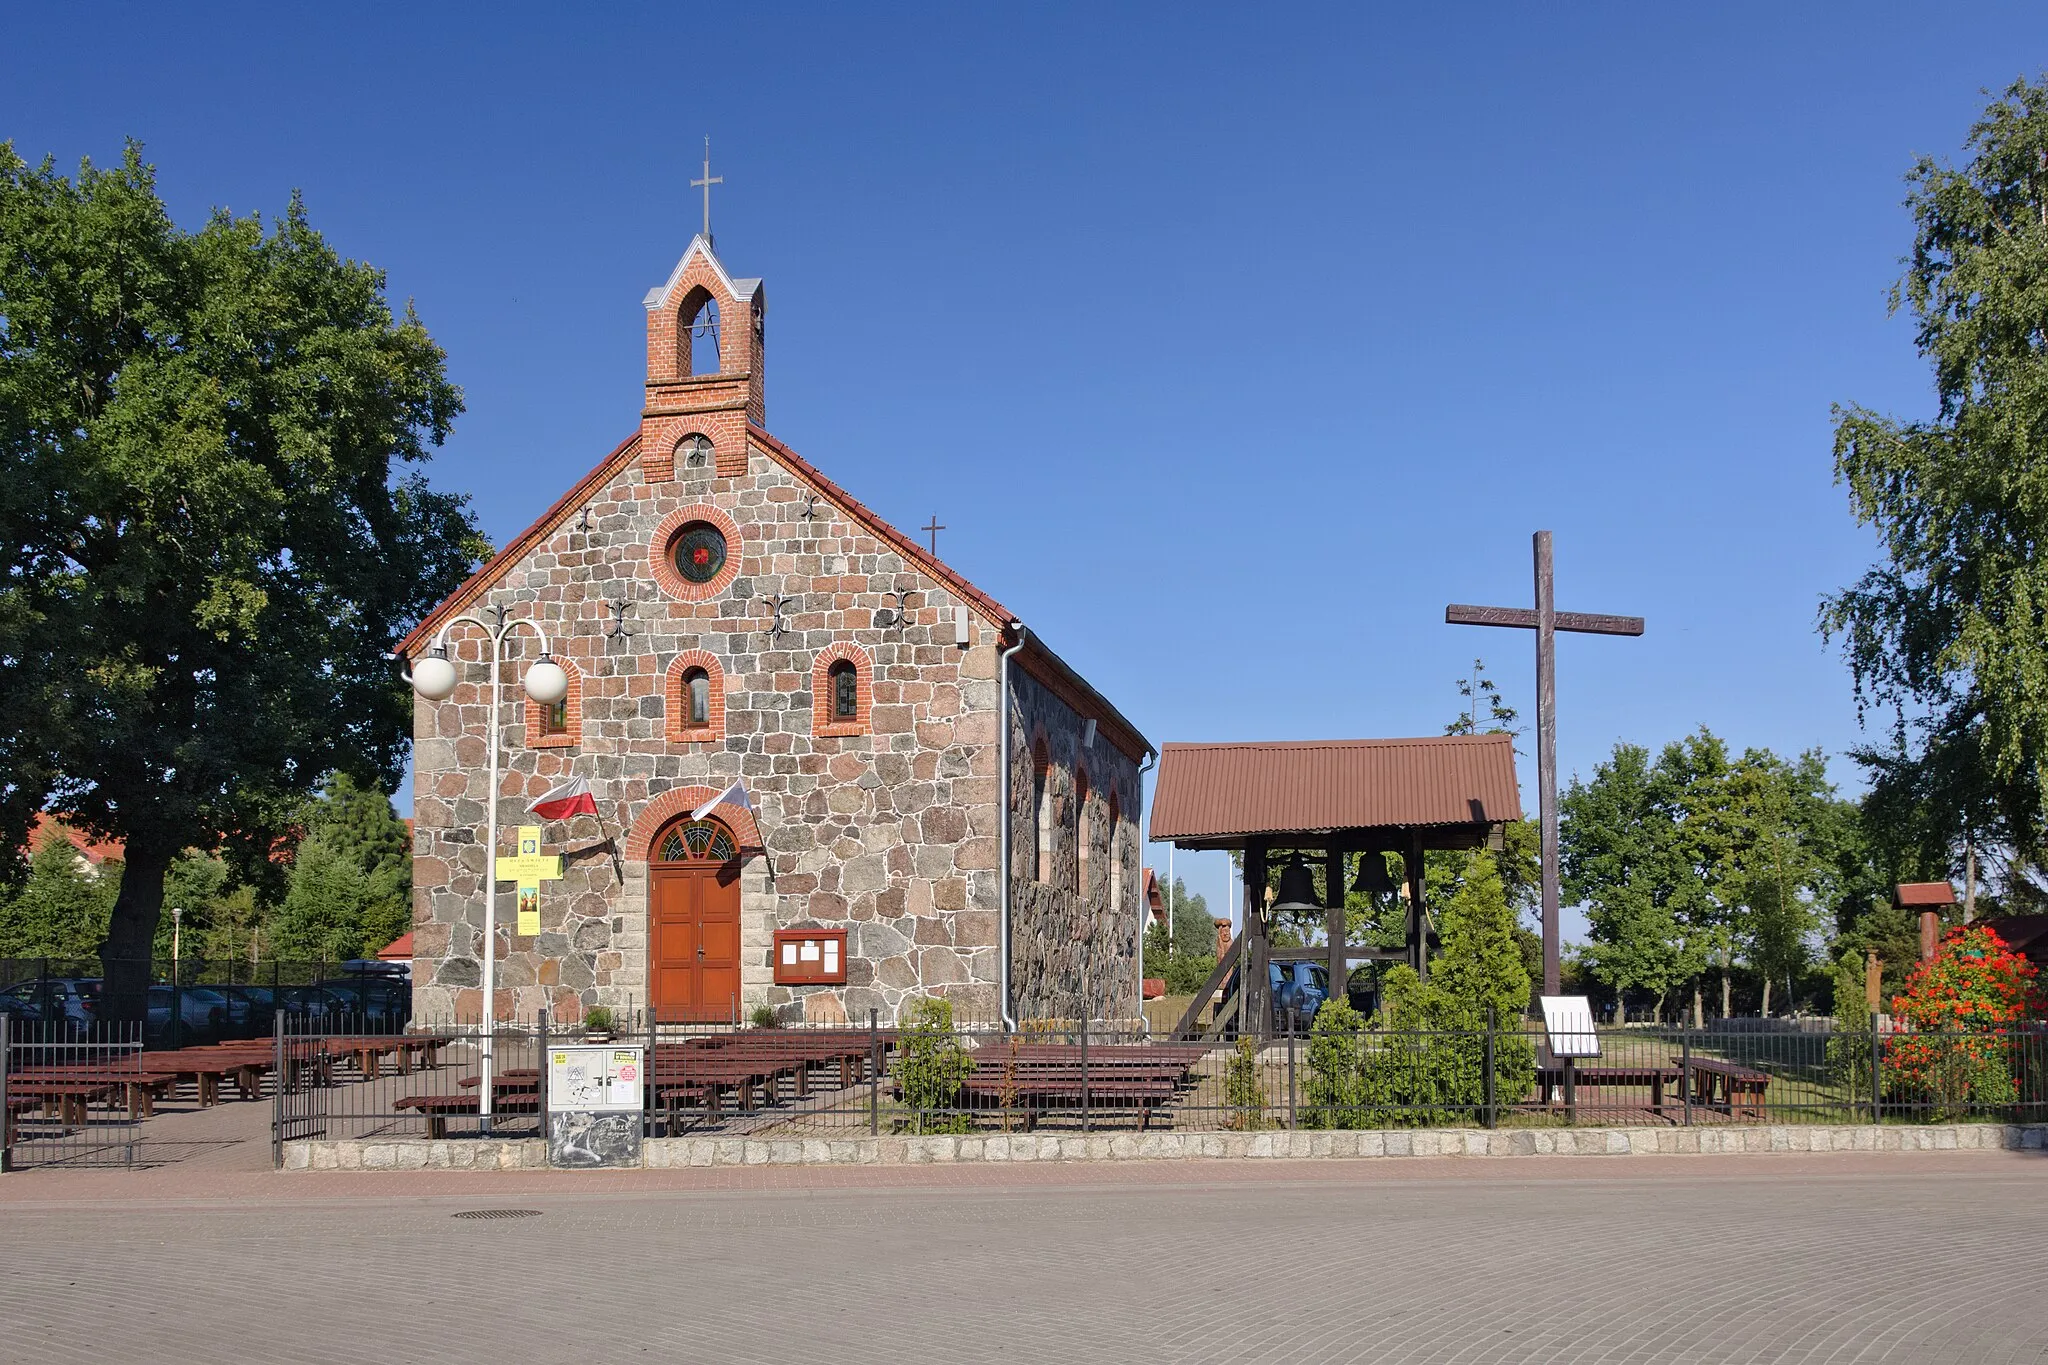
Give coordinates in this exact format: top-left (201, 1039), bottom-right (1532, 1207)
top-left (1074, 768), bottom-right (1091, 897)
top-left (679, 433), bottom-right (713, 469)
top-left (1034, 745), bottom-right (1053, 884)
top-left (684, 668), bottom-right (711, 726)
top-left (688, 297), bottom-right (721, 375)
top-left (541, 699), bottom-right (568, 736)
top-left (830, 659), bottom-right (858, 720)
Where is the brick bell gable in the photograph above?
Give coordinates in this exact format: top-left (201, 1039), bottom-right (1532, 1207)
top-left (639, 235), bottom-right (763, 481)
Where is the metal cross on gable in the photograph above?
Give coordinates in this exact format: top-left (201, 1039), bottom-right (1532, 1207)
top-left (922, 515), bottom-right (946, 556)
top-left (1446, 530), bottom-right (1644, 998)
top-left (692, 137), bottom-right (723, 242)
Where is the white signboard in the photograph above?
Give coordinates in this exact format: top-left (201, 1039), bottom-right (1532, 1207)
top-left (1538, 995), bottom-right (1600, 1059)
top-left (547, 1045), bottom-right (644, 1114)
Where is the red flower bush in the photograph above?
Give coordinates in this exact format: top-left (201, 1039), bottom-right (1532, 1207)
top-left (1884, 925), bottom-right (2042, 1117)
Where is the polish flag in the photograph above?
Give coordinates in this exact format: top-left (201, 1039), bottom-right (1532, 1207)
top-left (530, 775), bottom-right (599, 822)
top-left (691, 779), bottom-right (752, 822)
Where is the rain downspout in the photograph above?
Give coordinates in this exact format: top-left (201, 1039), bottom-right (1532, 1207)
top-left (1136, 748), bottom-right (1157, 1024)
top-left (998, 622), bottom-right (1029, 1032)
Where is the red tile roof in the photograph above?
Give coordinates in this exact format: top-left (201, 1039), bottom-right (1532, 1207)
top-left (26, 814), bottom-right (124, 867)
top-left (1148, 735), bottom-right (1522, 850)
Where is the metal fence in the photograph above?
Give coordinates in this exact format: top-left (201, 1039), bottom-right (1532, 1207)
top-left (266, 1013), bottom-right (2048, 1163)
top-left (1, 1018), bottom-right (145, 1168)
top-left (0, 957), bottom-right (410, 1050)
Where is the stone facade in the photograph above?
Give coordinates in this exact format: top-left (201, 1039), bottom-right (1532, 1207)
top-left (403, 236), bottom-right (1149, 1028)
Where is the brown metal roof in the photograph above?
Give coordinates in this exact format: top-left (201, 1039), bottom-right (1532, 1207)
top-left (1895, 881), bottom-right (1958, 908)
top-left (1148, 735), bottom-right (1522, 850)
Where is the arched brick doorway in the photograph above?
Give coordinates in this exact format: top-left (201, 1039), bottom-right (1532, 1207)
top-left (648, 816), bottom-right (742, 1023)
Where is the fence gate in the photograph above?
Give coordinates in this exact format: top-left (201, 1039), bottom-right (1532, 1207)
top-left (2, 1019), bottom-right (143, 1169)
top-left (272, 1015), bottom-right (329, 1165)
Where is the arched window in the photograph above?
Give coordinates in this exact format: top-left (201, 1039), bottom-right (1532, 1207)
top-left (829, 660), bottom-right (857, 720)
top-left (1107, 792), bottom-right (1123, 911)
top-left (688, 296), bottom-right (720, 376)
top-left (677, 433), bottom-right (714, 470)
top-left (525, 656), bottom-right (582, 749)
top-left (665, 651), bottom-right (725, 743)
top-left (1033, 742), bottom-right (1053, 884)
top-left (1074, 767), bottom-right (1091, 897)
top-left (811, 643), bottom-right (872, 738)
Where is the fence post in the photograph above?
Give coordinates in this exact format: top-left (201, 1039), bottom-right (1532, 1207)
top-left (1681, 1024), bottom-right (1692, 1127)
top-left (869, 1006), bottom-right (886, 1134)
top-left (1870, 1007), bottom-right (1882, 1126)
top-left (1483, 1006), bottom-right (1496, 1130)
top-left (1080, 1017), bottom-right (1091, 1134)
top-left (1, 1010), bottom-right (11, 1173)
top-left (537, 1008), bottom-right (550, 1149)
top-left (271, 1006), bottom-right (285, 1170)
top-left (1286, 1007), bottom-right (1298, 1131)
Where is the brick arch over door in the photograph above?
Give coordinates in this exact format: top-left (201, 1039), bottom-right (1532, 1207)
top-left (624, 785), bottom-right (765, 860)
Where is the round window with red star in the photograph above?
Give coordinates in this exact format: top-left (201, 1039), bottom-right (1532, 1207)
top-left (671, 522), bottom-right (727, 585)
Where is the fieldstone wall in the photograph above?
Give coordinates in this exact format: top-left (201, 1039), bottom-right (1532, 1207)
top-left (410, 438), bottom-right (1008, 1026)
top-left (1005, 667), bottom-right (1144, 1025)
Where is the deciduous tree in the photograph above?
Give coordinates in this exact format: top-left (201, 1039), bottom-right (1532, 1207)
top-left (0, 143), bottom-right (482, 1019)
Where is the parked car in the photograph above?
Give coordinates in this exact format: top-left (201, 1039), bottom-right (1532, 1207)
top-left (216, 985), bottom-right (278, 1038)
top-left (0, 977), bottom-right (102, 1034)
top-left (1209, 961), bottom-right (1334, 1034)
top-left (315, 977), bottom-right (411, 1031)
top-left (145, 985), bottom-right (231, 1047)
top-left (1271, 962), bottom-right (1331, 1028)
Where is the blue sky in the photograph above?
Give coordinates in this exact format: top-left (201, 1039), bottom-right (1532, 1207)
top-left (8, 3), bottom-right (2046, 935)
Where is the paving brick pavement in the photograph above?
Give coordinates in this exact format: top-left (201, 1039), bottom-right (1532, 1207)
top-left (0, 1150), bottom-right (2042, 1363)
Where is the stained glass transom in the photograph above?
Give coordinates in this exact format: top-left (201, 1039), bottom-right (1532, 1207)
top-left (671, 522), bottom-right (727, 584)
top-left (657, 820), bottom-right (737, 863)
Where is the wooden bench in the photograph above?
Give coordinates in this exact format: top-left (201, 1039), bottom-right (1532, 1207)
top-left (393, 1091), bottom-right (540, 1139)
top-left (10, 1068), bottom-right (176, 1119)
top-left (1534, 1065), bottom-right (1680, 1115)
top-left (5, 1080), bottom-right (120, 1127)
top-left (1686, 1058), bottom-right (1770, 1119)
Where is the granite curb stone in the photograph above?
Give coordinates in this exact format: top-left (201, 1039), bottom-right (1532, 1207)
top-left (281, 1122), bottom-right (2048, 1172)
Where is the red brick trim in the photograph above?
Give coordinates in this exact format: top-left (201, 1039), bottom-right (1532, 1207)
top-left (665, 650), bottom-right (725, 744)
top-left (648, 504), bottom-right (743, 602)
top-left (811, 642), bottom-right (872, 739)
top-left (524, 654), bottom-right (584, 749)
top-left (624, 785), bottom-right (764, 861)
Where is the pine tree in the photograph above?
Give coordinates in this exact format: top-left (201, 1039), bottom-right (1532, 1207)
top-left (0, 831), bottom-right (115, 960)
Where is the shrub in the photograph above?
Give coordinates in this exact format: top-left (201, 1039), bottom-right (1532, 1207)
top-left (1827, 949), bottom-right (1873, 1103)
top-left (894, 997), bottom-right (974, 1134)
top-left (1884, 925), bottom-right (2041, 1120)
top-left (749, 1004), bottom-right (780, 1029)
top-left (1301, 998), bottom-right (1366, 1128)
top-left (1223, 1035), bottom-right (1268, 1130)
top-left (583, 1005), bottom-right (617, 1034)
top-left (1349, 858), bottom-right (1536, 1126)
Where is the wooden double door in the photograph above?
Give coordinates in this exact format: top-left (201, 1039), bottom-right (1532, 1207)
top-left (649, 818), bottom-right (742, 1023)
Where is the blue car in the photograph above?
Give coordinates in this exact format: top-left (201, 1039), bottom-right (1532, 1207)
top-left (1271, 962), bottom-right (1330, 1028)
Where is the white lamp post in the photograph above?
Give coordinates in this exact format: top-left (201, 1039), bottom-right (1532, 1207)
top-left (401, 603), bottom-right (563, 1132)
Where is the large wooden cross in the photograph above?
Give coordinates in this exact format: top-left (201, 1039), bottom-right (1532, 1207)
top-left (1446, 530), bottom-right (1643, 996)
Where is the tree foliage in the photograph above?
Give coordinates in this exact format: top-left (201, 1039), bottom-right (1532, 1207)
top-left (0, 830), bottom-right (115, 959)
top-left (1562, 730), bottom-right (1850, 1019)
top-left (1821, 77), bottom-right (2048, 879)
top-left (0, 142), bottom-right (482, 1014)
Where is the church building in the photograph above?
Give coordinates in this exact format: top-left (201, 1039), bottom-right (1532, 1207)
top-left (397, 232), bottom-right (1152, 1029)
